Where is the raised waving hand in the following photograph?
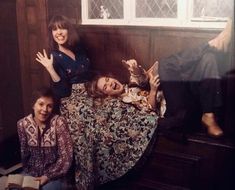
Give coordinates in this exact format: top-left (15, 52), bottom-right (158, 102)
top-left (36, 49), bottom-right (53, 70)
top-left (36, 49), bottom-right (60, 82)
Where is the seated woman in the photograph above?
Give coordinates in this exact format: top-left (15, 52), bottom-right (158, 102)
top-left (17, 87), bottom-right (73, 190)
top-left (86, 18), bottom-right (233, 138)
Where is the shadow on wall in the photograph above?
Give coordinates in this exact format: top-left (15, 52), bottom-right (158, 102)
top-left (0, 134), bottom-right (21, 168)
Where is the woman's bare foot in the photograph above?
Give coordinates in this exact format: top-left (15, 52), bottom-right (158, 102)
top-left (208, 18), bottom-right (233, 52)
top-left (202, 113), bottom-right (224, 138)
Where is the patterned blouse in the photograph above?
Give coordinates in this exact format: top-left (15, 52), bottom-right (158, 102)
top-left (17, 114), bottom-right (73, 179)
top-left (122, 66), bottom-right (166, 117)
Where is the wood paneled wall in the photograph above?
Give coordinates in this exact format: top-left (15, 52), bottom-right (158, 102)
top-left (16, 0), bottom-right (50, 114)
top-left (79, 25), bottom-right (222, 70)
top-left (47, 0), bottom-right (81, 24)
top-left (0, 0), bottom-right (22, 166)
top-left (0, 0), bottom-right (23, 140)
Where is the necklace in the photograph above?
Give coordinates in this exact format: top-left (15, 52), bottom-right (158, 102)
top-left (39, 124), bottom-right (46, 133)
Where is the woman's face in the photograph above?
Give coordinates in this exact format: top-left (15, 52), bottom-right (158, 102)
top-left (97, 77), bottom-right (124, 96)
top-left (52, 26), bottom-right (68, 46)
top-left (33, 96), bottom-right (54, 124)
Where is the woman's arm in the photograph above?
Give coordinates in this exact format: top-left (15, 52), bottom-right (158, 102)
top-left (36, 49), bottom-right (72, 98)
top-left (36, 49), bottom-right (61, 82)
top-left (43, 116), bottom-right (73, 180)
top-left (147, 74), bottom-right (160, 110)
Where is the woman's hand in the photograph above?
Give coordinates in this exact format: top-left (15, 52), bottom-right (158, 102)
top-left (36, 49), bottom-right (61, 82)
top-left (149, 74), bottom-right (160, 92)
top-left (148, 74), bottom-right (160, 110)
top-left (36, 49), bottom-right (54, 71)
top-left (35, 175), bottom-right (49, 186)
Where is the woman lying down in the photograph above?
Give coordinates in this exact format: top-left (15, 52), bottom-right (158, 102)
top-left (86, 17), bottom-right (232, 138)
top-left (60, 19), bottom-right (231, 189)
top-left (86, 60), bottom-right (166, 117)
top-left (60, 60), bottom-right (160, 189)
top-left (86, 51), bottom-right (223, 138)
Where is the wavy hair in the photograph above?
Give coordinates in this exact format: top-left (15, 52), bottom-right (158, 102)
top-left (48, 15), bottom-right (79, 52)
top-left (85, 75), bottom-right (107, 98)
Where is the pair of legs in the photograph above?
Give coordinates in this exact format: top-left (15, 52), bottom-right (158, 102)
top-left (157, 19), bottom-right (232, 137)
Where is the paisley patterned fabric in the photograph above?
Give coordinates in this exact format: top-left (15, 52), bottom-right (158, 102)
top-left (20, 116), bottom-right (57, 147)
top-left (17, 114), bottom-right (73, 179)
top-left (60, 83), bottom-right (158, 189)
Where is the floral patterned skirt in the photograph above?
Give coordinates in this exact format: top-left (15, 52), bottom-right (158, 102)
top-left (60, 83), bottom-right (158, 189)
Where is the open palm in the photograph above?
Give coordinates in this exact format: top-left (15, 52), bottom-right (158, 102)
top-left (36, 49), bottom-right (53, 70)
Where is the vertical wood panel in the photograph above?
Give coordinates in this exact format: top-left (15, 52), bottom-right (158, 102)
top-left (26, 6), bottom-right (37, 25)
top-left (47, 0), bottom-right (80, 24)
top-left (80, 32), bottom-right (106, 71)
top-left (16, 0), bottom-right (49, 114)
top-left (16, 0), bottom-right (32, 114)
top-left (104, 33), bottom-right (128, 80)
top-left (29, 34), bottom-right (39, 70)
top-left (126, 31), bottom-right (151, 70)
top-left (0, 0), bottom-right (23, 166)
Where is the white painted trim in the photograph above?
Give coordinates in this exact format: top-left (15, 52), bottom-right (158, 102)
top-left (124, 0), bottom-right (132, 21)
top-left (178, 0), bottom-right (187, 21)
top-left (81, 20), bottom-right (226, 29)
top-left (81, 0), bottom-right (88, 22)
top-left (81, 0), bottom-right (229, 29)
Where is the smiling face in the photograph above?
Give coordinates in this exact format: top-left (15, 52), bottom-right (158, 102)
top-left (33, 96), bottom-right (54, 125)
top-left (52, 25), bottom-right (68, 46)
top-left (97, 77), bottom-right (124, 96)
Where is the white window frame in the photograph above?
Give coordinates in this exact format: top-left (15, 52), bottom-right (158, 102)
top-left (81, 0), bottom-right (230, 28)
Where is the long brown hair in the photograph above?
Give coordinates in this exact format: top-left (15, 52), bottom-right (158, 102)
top-left (48, 15), bottom-right (79, 52)
top-left (85, 75), bottom-right (107, 98)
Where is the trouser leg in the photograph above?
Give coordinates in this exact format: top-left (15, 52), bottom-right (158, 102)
top-left (189, 52), bottom-right (222, 113)
top-left (159, 43), bottom-right (209, 116)
top-left (41, 179), bottom-right (63, 190)
top-left (159, 43), bottom-right (222, 117)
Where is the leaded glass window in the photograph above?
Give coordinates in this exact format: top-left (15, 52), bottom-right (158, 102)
top-left (136, 0), bottom-right (177, 18)
top-left (192, 0), bottom-right (233, 18)
top-left (88, 0), bottom-right (123, 19)
top-left (82, 0), bottom-right (233, 27)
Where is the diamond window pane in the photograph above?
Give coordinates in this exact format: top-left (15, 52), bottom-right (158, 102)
top-left (88, 0), bottom-right (123, 19)
top-left (136, 0), bottom-right (177, 18)
top-left (193, 0), bottom-right (233, 17)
